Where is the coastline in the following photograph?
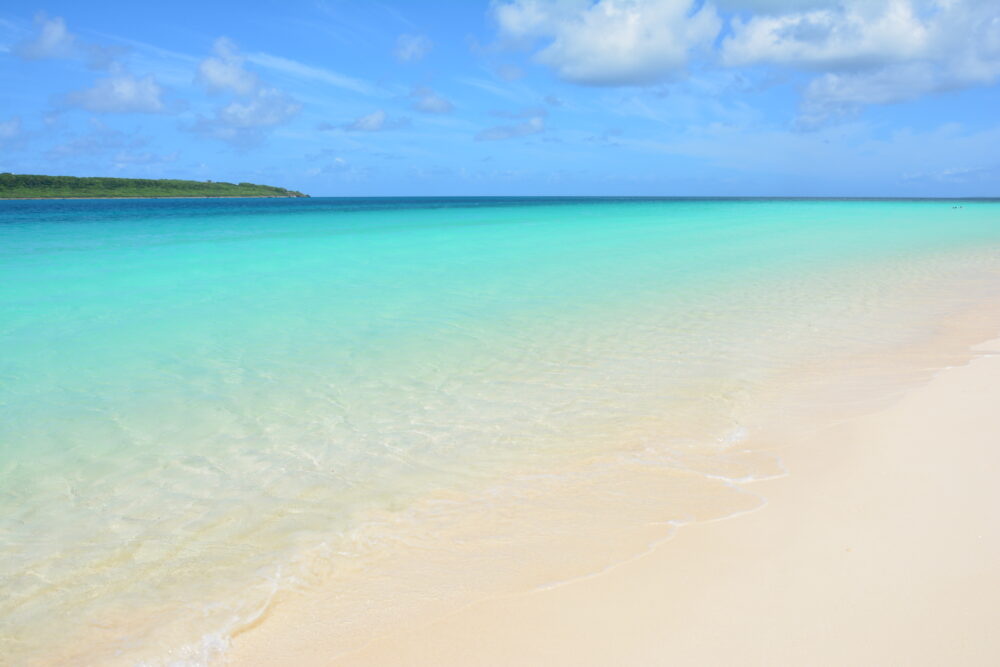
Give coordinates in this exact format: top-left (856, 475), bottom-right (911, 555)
top-left (0, 195), bottom-right (307, 200)
top-left (227, 329), bottom-right (1000, 665)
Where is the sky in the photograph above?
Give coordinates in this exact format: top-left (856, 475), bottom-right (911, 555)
top-left (1, 0), bottom-right (999, 197)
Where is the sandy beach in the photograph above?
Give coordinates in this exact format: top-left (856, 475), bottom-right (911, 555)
top-left (4, 1), bottom-right (999, 663)
top-left (228, 335), bottom-right (1000, 666)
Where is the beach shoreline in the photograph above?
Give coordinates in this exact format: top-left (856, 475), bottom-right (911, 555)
top-left (0, 195), bottom-right (306, 200)
top-left (7, 197), bottom-right (1000, 666)
top-left (227, 328), bottom-right (1000, 666)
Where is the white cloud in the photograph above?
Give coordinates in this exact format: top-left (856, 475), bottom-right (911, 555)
top-left (192, 87), bottom-right (301, 146)
top-left (794, 62), bottom-right (928, 126)
top-left (476, 115), bottom-right (545, 140)
top-left (716, 0), bottom-right (836, 13)
top-left (190, 39), bottom-right (302, 146)
top-left (350, 109), bottom-right (388, 131)
top-left (66, 73), bottom-right (166, 113)
top-left (13, 14), bottom-right (76, 60)
top-left (197, 37), bottom-right (258, 95)
top-left (489, 0), bottom-right (999, 120)
top-left (411, 86), bottom-right (454, 113)
top-left (12, 14), bottom-right (123, 69)
top-left (394, 33), bottom-right (433, 61)
top-left (217, 87), bottom-right (300, 127)
top-left (493, 0), bottom-right (721, 85)
top-left (722, 1), bottom-right (1000, 123)
top-left (722, 0), bottom-right (930, 70)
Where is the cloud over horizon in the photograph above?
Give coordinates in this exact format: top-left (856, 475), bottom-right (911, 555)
top-left (14, 13), bottom-right (124, 69)
top-left (1, 1), bottom-right (998, 195)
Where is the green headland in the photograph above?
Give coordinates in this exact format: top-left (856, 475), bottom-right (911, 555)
top-left (0, 173), bottom-right (308, 199)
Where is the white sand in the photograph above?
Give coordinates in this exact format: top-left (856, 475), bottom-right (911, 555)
top-left (229, 338), bottom-right (1000, 666)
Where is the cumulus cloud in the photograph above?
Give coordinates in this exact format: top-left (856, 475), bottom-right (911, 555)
top-left (192, 88), bottom-right (300, 145)
top-left (492, 0), bottom-right (720, 85)
top-left (342, 109), bottom-right (410, 131)
top-left (715, 0), bottom-right (834, 13)
top-left (13, 14), bottom-right (76, 60)
top-left (10, 15), bottom-right (154, 119)
top-left (349, 110), bottom-right (389, 131)
top-left (394, 34), bottom-right (433, 61)
top-left (197, 37), bottom-right (259, 95)
top-left (12, 14), bottom-right (125, 69)
top-left (490, 0), bottom-right (999, 121)
top-left (216, 88), bottom-right (300, 127)
top-left (721, 0), bottom-right (930, 70)
top-left (65, 73), bottom-right (166, 113)
top-left (410, 86), bottom-right (454, 113)
top-left (190, 38), bottom-right (301, 146)
top-left (476, 114), bottom-right (545, 140)
top-left (722, 0), bottom-right (1000, 124)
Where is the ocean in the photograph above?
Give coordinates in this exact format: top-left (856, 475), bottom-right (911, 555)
top-left (2, 197), bottom-right (999, 664)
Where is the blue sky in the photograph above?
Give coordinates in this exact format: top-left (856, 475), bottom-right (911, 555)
top-left (1, 0), bottom-right (999, 196)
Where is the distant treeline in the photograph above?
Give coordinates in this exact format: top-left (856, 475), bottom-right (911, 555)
top-left (0, 173), bottom-right (308, 199)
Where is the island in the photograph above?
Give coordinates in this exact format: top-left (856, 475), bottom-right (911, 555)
top-left (0, 173), bottom-right (309, 199)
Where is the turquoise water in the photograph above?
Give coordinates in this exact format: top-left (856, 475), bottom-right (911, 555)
top-left (2, 198), bottom-right (1000, 664)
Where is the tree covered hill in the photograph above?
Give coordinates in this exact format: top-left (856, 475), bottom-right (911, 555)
top-left (0, 173), bottom-right (308, 199)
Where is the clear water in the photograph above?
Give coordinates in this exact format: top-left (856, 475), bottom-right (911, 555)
top-left (2, 197), bottom-right (1000, 664)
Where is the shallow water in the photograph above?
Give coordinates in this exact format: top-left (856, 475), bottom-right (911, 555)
top-left (2, 197), bottom-right (1000, 664)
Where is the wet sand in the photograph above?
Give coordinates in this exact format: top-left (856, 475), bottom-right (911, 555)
top-left (229, 337), bottom-right (1000, 666)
